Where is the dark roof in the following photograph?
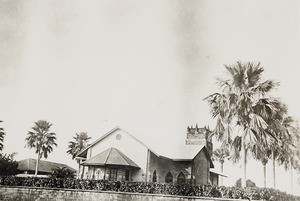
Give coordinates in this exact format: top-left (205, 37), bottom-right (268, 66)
top-left (82, 147), bottom-right (140, 168)
top-left (18, 158), bottom-right (76, 174)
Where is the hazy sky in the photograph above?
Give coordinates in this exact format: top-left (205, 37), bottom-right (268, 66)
top-left (0, 0), bottom-right (299, 195)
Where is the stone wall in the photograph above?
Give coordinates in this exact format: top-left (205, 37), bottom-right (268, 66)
top-left (0, 186), bottom-right (244, 201)
top-left (192, 150), bottom-right (210, 186)
top-left (148, 151), bottom-right (192, 184)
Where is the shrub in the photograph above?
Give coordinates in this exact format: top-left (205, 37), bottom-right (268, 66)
top-left (0, 153), bottom-right (19, 176)
top-left (0, 176), bottom-right (299, 201)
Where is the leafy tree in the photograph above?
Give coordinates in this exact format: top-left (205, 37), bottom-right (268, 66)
top-left (235, 178), bottom-right (256, 188)
top-left (25, 120), bottom-right (57, 177)
top-left (67, 132), bottom-right (91, 178)
top-left (0, 152), bottom-right (19, 176)
top-left (50, 166), bottom-right (76, 179)
top-left (205, 61), bottom-right (280, 187)
top-left (212, 143), bottom-right (230, 186)
top-left (0, 120), bottom-right (5, 151)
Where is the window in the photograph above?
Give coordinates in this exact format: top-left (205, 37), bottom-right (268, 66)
top-left (177, 172), bottom-right (185, 185)
top-left (165, 171), bottom-right (173, 183)
top-left (116, 134), bottom-right (122, 140)
top-left (125, 170), bottom-right (130, 181)
top-left (110, 168), bottom-right (118, 181)
top-left (152, 170), bottom-right (157, 182)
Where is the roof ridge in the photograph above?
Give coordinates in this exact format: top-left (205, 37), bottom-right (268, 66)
top-left (113, 148), bottom-right (131, 166)
top-left (104, 148), bottom-right (113, 164)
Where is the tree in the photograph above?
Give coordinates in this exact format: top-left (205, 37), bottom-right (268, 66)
top-left (50, 166), bottom-right (76, 179)
top-left (0, 120), bottom-right (5, 151)
top-left (251, 99), bottom-right (289, 188)
top-left (25, 120), bottom-right (57, 177)
top-left (0, 152), bottom-right (19, 176)
top-left (66, 132), bottom-right (91, 178)
top-left (235, 178), bottom-right (256, 188)
top-left (205, 61), bottom-right (280, 187)
top-left (212, 143), bottom-right (230, 186)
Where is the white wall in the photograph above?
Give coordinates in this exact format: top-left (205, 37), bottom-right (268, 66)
top-left (86, 129), bottom-right (149, 181)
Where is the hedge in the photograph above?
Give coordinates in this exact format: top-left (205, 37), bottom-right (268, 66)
top-left (0, 176), bottom-right (299, 201)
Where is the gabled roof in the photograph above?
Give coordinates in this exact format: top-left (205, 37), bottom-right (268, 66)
top-left (156, 145), bottom-right (214, 168)
top-left (76, 126), bottom-right (159, 158)
top-left (82, 147), bottom-right (140, 168)
top-left (18, 158), bottom-right (76, 174)
top-left (76, 126), bottom-right (214, 168)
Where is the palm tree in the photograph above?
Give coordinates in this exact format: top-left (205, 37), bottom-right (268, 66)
top-left (251, 143), bottom-right (271, 188)
top-left (252, 98), bottom-right (289, 188)
top-left (0, 121), bottom-right (5, 151)
top-left (25, 120), bottom-right (57, 177)
top-left (205, 61), bottom-right (279, 187)
top-left (276, 118), bottom-right (299, 194)
top-left (67, 132), bottom-right (91, 178)
top-left (212, 144), bottom-right (230, 186)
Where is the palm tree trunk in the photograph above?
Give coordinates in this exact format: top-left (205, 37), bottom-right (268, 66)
top-left (272, 151), bottom-right (276, 189)
top-left (35, 151), bottom-right (40, 177)
top-left (263, 162), bottom-right (267, 188)
top-left (290, 161), bottom-right (293, 194)
top-left (221, 162), bottom-right (224, 186)
top-left (241, 135), bottom-right (247, 188)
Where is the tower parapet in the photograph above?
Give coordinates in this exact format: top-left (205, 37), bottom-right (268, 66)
top-left (186, 124), bottom-right (213, 156)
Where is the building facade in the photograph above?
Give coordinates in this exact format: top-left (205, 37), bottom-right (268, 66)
top-left (76, 126), bottom-right (223, 186)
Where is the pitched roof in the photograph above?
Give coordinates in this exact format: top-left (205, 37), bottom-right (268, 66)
top-left (82, 147), bottom-right (140, 168)
top-left (210, 169), bottom-right (227, 177)
top-left (18, 158), bottom-right (76, 174)
top-left (77, 126), bottom-right (214, 167)
top-left (76, 126), bottom-right (159, 158)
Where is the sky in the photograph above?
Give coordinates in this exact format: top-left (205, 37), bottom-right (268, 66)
top-left (0, 0), bottom-right (299, 195)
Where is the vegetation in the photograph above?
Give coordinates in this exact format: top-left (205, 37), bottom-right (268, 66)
top-left (0, 120), bottom-right (5, 151)
top-left (67, 132), bottom-right (91, 178)
top-left (205, 61), bottom-right (300, 188)
top-left (25, 120), bottom-right (57, 177)
top-left (0, 153), bottom-right (19, 176)
top-left (66, 132), bottom-right (91, 159)
top-left (212, 143), bottom-right (229, 186)
top-left (1, 177), bottom-right (300, 201)
top-left (50, 167), bottom-right (76, 179)
top-left (235, 178), bottom-right (256, 188)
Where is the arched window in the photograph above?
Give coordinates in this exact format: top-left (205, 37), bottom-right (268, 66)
top-left (177, 172), bottom-right (185, 185)
top-left (152, 170), bottom-right (157, 182)
top-left (165, 171), bottom-right (173, 183)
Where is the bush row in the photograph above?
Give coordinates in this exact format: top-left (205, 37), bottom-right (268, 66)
top-left (0, 176), bottom-right (299, 201)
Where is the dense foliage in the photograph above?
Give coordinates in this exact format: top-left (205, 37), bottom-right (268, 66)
top-left (50, 167), bottom-right (76, 179)
top-left (0, 177), bottom-right (299, 201)
top-left (235, 178), bottom-right (256, 188)
top-left (0, 154), bottom-right (19, 176)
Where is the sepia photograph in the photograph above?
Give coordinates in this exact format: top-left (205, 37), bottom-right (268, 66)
top-left (0, 0), bottom-right (299, 200)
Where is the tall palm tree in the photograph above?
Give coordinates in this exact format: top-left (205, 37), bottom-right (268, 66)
top-left (0, 120), bottom-right (5, 151)
top-left (212, 144), bottom-right (230, 186)
top-left (205, 61), bottom-right (279, 187)
top-left (276, 118), bottom-right (299, 194)
top-left (67, 132), bottom-right (91, 178)
top-left (251, 143), bottom-right (271, 188)
top-left (25, 120), bottom-right (57, 177)
top-left (252, 98), bottom-right (289, 189)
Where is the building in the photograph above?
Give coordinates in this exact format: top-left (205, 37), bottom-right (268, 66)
top-left (76, 126), bottom-right (225, 186)
top-left (17, 158), bottom-right (76, 177)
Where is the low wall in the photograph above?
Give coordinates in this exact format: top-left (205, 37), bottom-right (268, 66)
top-left (0, 186), bottom-right (245, 201)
